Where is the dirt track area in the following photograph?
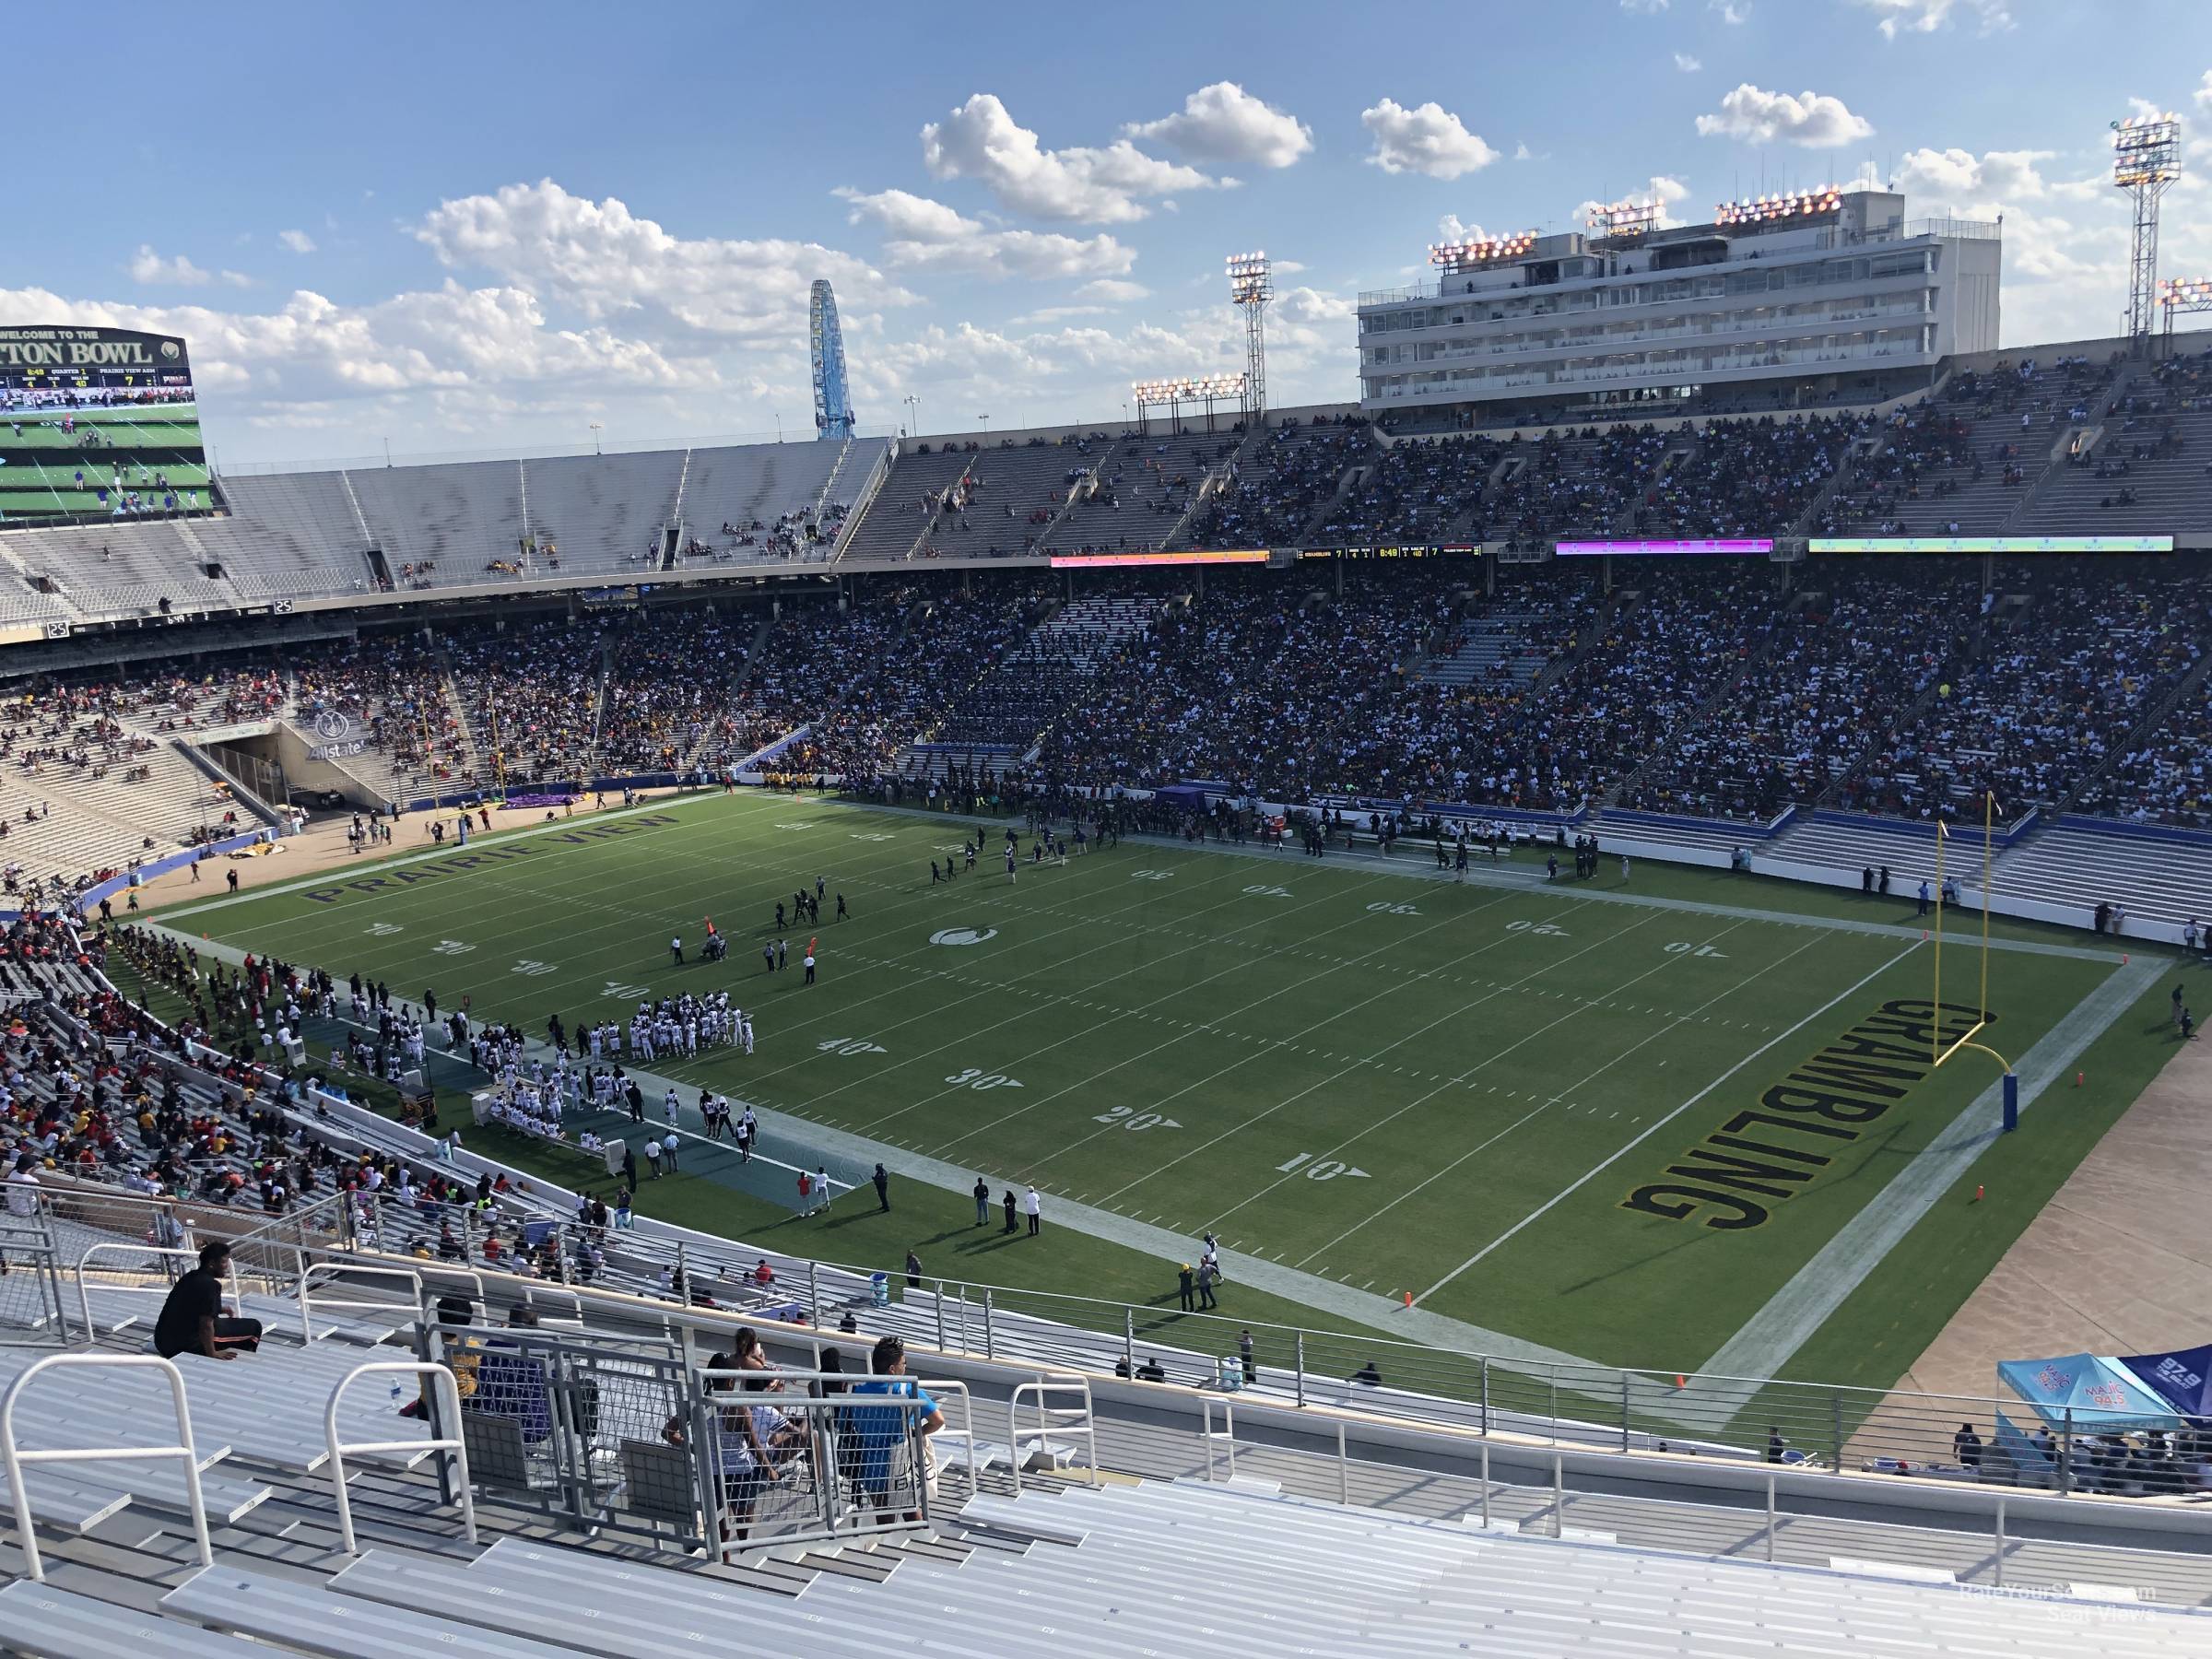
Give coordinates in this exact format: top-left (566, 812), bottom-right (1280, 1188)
top-left (1890, 1019), bottom-right (2211, 1404)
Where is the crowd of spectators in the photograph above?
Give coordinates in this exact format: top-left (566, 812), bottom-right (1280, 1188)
top-left (1179, 418), bottom-right (1372, 549)
top-left (1629, 561), bottom-right (1983, 820)
top-left (1840, 562), bottom-right (2203, 820)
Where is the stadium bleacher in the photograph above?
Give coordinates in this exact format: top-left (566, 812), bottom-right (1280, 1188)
top-left (2, 909), bottom-right (2211, 1653)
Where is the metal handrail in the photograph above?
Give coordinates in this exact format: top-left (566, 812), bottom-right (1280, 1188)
top-left (921, 1378), bottom-right (977, 1484)
top-left (73, 1243), bottom-right (241, 1344)
top-left (1008, 1373), bottom-right (1098, 1495)
top-left (1, 1354), bottom-right (211, 1583)
top-left (298, 1261), bottom-right (424, 1342)
top-left (1202, 1396), bottom-right (1237, 1484)
top-left (324, 1360), bottom-right (476, 1556)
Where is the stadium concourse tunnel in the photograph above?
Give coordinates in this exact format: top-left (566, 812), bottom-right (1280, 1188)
top-left (295, 1006), bottom-right (874, 1219)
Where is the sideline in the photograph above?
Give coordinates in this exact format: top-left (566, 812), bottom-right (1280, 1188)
top-left (151, 785), bottom-right (784, 922)
top-left (143, 924), bottom-right (1612, 1374)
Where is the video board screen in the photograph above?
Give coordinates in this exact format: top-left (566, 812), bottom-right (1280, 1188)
top-left (0, 325), bottom-right (208, 527)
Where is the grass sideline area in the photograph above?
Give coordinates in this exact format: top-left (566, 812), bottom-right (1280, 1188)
top-left (105, 947), bottom-right (1367, 1366)
top-left (144, 786), bottom-right (2187, 1390)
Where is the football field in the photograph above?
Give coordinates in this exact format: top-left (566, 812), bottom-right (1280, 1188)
top-left (152, 789), bottom-right (2168, 1383)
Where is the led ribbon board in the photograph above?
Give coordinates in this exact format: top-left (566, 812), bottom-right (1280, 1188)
top-left (1554, 539), bottom-right (1772, 557)
top-left (1048, 549), bottom-right (1269, 569)
top-left (1811, 536), bottom-right (2172, 554)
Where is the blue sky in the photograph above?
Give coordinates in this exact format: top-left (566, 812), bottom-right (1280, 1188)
top-left (8, 0), bottom-right (2209, 462)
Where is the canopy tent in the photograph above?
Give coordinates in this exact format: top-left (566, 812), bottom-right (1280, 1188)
top-left (1996, 1351), bottom-right (2185, 1432)
top-left (2118, 1344), bottom-right (2212, 1419)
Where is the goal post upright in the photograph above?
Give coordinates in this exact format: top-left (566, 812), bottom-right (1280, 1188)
top-left (1931, 790), bottom-right (2018, 1127)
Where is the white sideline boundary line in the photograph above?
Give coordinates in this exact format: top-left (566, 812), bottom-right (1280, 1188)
top-left (1415, 941), bottom-right (1924, 1305)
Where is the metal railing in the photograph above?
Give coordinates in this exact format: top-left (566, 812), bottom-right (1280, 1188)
top-left (0, 1213), bottom-right (65, 1346)
top-left (298, 1262), bottom-right (423, 1339)
top-left (691, 1366), bottom-right (935, 1556)
top-left (0, 1353), bottom-right (211, 1583)
top-left (1007, 1374), bottom-right (1098, 1496)
top-left (324, 1359), bottom-right (477, 1556)
top-left (72, 1242), bottom-right (243, 1344)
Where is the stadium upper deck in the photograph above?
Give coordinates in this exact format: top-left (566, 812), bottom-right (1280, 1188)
top-left (0, 328), bottom-right (2203, 641)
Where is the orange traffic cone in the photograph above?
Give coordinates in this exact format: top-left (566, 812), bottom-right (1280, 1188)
top-left (1403, 1290), bottom-right (1414, 1310)
top-left (2076, 1070), bottom-right (2084, 1088)
top-left (1972, 1185), bottom-right (1984, 1203)
top-left (1675, 1373), bottom-right (1688, 1389)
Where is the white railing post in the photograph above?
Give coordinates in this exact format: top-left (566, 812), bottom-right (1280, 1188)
top-left (1294, 1333), bottom-right (1306, 1408)
top-left (1994, 1496), bottom-right (2006, 1588)
top-left (1553, 1449), bottom-right (1565, 1538)
top-left (1009, 1374), bottom-right (1097, 1495)
top-left (2, 1354), bottom-right (210, 1583)
top-left (1766, 1470), bottom-right (1777, 1562)
top-left (324, 1359), bottom-right (477, 1557)
top-left (1337, 1418), bottom-right (1349, 1505)
top-left (1479, 1439), bottom-right (1490, 1528)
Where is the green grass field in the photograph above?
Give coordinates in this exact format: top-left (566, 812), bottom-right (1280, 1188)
top-left (149, 790), bottom-right (2183, 1389)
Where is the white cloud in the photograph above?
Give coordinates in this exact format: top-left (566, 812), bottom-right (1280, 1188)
top-left (1711, 0), bottom-right (1749, 20)
top-left (128, 247), bottom-right (211, 286)
top-left (416, 178), bottom-right (912, 339)
top-left (921, 93), bottom-right (1219, 223)
top-left (1436, 214), bottom-right (1488, 244)
top-left (276, 229), bottom-right (317, 254)
top-left (1360, 99), bottom-right (1499, 179)
top-left (1674, 51), bottom-right (1703, 72)
top-left (1074, 278), bottom-right (1150, 302)
top-left (219, 271), bottom-right (253, 288)
top-left (1894, 146), bottom-right (2051, 202)
top-left (1512, 142), bottom-right (1535, 161)
top-left (1853, 0), bottom-right (2013, 39)
top-left (1695, 84), bottom-right (1875, 147)
top-left (2197, 69), bottom-right (2212, 112)
top-left (1577, 176), bottom-right (1697, 232)
top-left (0, 280), bottom-right (703, 413)
top-left (835, 188), bottom-right (1135, 280)
top-left (1125, 82), bottom-right (1312, 169)
top-left (1619, 0), bottom-right (1669, 11)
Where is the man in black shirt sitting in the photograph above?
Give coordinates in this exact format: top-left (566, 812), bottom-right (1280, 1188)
top-left (153, 1241), bottom-right (262, 1360)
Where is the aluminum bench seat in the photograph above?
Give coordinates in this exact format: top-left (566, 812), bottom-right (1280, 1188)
top-left (160, 1563), bottom-right (578, 1659)
top-left (336, 1545), bottom-right (909, 1658)
top-left (0, 1581), bottom-right (267, 1659)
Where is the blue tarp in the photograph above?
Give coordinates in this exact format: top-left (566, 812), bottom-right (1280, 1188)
top-left (1996, 1351), bottom-right (2184, 1430)
top-left (2118, 1343), bottom-right (2212, 1419)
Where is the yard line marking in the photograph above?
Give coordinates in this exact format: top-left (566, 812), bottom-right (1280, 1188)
top-left (1284, 924), bottom-right (1817, 1269)
top-left (1125, 826), bottom-right (2124, 963)
top-left (941, 892), bottom-right (1604, 1168)
top-left (1082, 907), bottom-right (1665, 1206)
top-left (863, 883), bottom-right (1539, 1144)
top-left (1412, 940), bottom-right (1923, 1305)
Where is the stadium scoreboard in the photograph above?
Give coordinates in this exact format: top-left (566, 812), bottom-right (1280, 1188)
top-left (1, 324), bottom-right (206, 529)
top-left (0, 325), bottom-right (193, 393)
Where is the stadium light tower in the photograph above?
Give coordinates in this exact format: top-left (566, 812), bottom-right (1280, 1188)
top-left (2112, 112), bottom-right (2183, 347)
top-left (1226, 253), bottom-right (1272, 425)
top-left (2157, 276), bottom-right (2212, 354)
